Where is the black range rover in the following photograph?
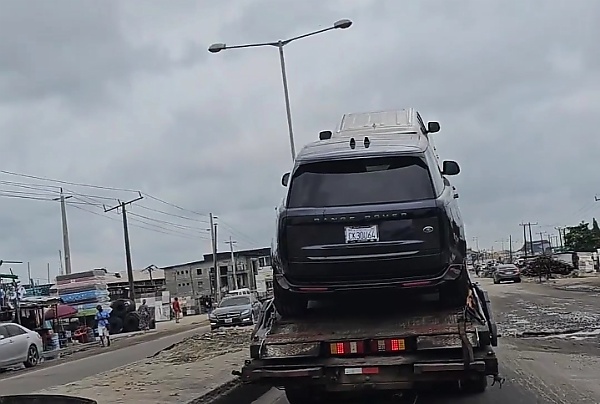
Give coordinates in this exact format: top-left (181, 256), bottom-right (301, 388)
top-left (271, 117), bottom-right (468, 317)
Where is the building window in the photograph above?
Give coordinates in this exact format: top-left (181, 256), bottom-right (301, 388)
top-left (219, 265), bottom-right (228, 276)
top-left (198, 281), bottom-right (203, 287)
top-left (178, 283), bottom-right (181, 287)
top-left (259, 256), bottom-right (271, 267)
top-left (196, 268), bottom-right (202, 276)
top-left (187, 282), bottom-right (190, 286)
top-left (185, 270), bottom-right (189, 274)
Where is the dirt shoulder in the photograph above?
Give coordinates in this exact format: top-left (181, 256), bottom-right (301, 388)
top-left (37, 327), bottom-right (253, 404)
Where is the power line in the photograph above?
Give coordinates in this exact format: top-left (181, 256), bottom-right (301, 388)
top-left (218, 219), bottom-right (261, 247)
top-left (0, 169), bottom-right (140, 193)
top-left (0, 169), bottom-right (258, 246)
top-left (0, 192), bottom-right (103, 205)
top-left (127, 211), bottom-right (212, 235)
top-left (135, 204), bottom-right (210, 223)
top-left (70, 205), bottom-right (203, 240)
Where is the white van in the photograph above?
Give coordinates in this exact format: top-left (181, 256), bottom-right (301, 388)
top-left (226, 288), bottom-right (251, 296)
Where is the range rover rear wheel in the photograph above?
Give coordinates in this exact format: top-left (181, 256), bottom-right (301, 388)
top-left (440, 266), bottom-right (470, 308)
top-left (273, 280), bottom-right (308, 318)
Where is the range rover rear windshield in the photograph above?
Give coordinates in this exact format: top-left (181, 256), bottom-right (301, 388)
top-left (287, 156), bottom-right (435, 208)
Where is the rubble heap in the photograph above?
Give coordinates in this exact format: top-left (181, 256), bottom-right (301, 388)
top-left (520, 255), bottom-right (574, 277)
top-left (153, 327), bottom-right (253, 364)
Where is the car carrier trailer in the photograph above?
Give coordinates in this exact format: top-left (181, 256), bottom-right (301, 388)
top-left (237, 281), bottom-right (503, 403)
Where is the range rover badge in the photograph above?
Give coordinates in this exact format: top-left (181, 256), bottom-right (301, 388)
top-left (423, 226), bottom-right (434, 233)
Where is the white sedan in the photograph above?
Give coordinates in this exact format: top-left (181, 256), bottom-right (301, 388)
top-left (0, 322), bottom-right (43, 369)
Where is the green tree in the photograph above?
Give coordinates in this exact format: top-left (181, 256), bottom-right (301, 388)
top-left (592, 218), bottom-right (600, 237)
top-left (564, 221), bottom-right (600, 251)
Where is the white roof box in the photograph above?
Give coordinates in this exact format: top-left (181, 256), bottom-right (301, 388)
top-left (336, 109), bottom-right (439, 137)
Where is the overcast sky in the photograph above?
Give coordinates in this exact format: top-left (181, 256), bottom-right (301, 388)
top-left (1, 0), bottom-right (599, 282)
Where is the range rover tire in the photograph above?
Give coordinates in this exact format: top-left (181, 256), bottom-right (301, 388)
top-left (273, 280), bottom-right (308, 318)
top-left (439, 266), bottom-right (470, 308)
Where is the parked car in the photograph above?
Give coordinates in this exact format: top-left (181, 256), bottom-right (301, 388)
top-left (0, 322), bottom-right (43, 369)
top-left (272, 109), bottom-right (468, 317)
top-left (493, 264), bottom-right (521, 284)
top-left (209, 295), bottom-right (262, 330)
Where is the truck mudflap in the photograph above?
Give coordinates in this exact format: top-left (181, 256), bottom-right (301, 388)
top-left (240, 346), bottom-right (500, 391)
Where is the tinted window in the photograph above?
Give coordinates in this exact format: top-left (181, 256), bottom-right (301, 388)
top-left (219, 296), bottom-right (251, 307)
top-left (288, 156), bottom-right (435, 208)
top-left (5, 324), bottom-right (25, 337)
top-left (0, 326), bottom-right (8, 338)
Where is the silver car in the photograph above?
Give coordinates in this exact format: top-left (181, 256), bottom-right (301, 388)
top-left (0, 322), bottom-right (43, 369)
top-left (209, 295), bottom-right (263, 330)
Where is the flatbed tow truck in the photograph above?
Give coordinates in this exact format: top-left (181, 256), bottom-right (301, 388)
top-left (238, 280), bottom-right (503, 403)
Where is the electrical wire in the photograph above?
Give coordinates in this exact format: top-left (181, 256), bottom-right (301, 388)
top-left (0, 169), bottom-right (259, 245)
top-left (70, 205), bottom-right (207, 241)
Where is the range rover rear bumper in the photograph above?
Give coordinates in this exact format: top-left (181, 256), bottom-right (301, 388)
top-left (276, 263), bottom-right (465, 295)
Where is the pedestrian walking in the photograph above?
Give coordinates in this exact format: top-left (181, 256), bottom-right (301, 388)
top-left (172, 297), bottom-right (182, 323)
top-left (95, 305), bottom-right (111, 347)
top-left (138, 299), bottom-right (151, 331)
top-left (204, 297), bottom-right (212, 314)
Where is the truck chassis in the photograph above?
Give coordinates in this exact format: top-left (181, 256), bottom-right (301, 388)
top-left (238, 282), bottom-right (502, 403)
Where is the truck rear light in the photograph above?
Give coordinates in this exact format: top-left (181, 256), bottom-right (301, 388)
top-left (329, 341), bottom-right (364, 356)
top-left (370, 338), bottom-right (406, 353)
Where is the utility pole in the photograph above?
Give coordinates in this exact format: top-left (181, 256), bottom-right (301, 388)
top-left (58, 250), bottom-right (64, 276)
top-left (519, 222), bottom-right (539, 256)
top-left (226, 236), bottom-right (238, 289)
top-left (538, 232), bottom-right (546, 255)
top-left (509, 234), bottom-right (513, 262)
top-left (472, 237), bottom-right (480, 263)
top-left (519, 222), bottom-right (530, 256)
top-left (47, 263), bottom-right (51, 284)
top-left (210, 213), bottom-right (221, 302)
top-left (555, 226), bottom-right (564, 249)
top-left (53, 188), bottom-right (73, 275)
top-left (104, 192), bottom-right (143, 301)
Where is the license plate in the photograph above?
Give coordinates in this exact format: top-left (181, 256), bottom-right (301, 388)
top-left (345, 225), bottom-right (379, 243)
top-left (344, 367), bottom-right (379, 375)
top-left (225, 318), bottom-right (233, 324)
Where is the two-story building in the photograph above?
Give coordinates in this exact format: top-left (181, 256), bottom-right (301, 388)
top-left (162, 247), bottom-right (271, 303)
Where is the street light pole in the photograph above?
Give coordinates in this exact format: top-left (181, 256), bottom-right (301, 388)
top-left (208, 19), bottom-right (353, 162)
top-left (277, 42), bottom-right (296, 160)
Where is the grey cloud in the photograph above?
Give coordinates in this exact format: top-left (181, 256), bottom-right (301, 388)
top-left (2, 0), bottom-right (600, 280)
top-left (0, 1), bottom-right (170, 109)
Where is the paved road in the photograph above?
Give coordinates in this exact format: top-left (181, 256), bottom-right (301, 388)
top-left (0, 324), bottom-right (210, 395)
top-left (250, 277), bottom-right (600, 404)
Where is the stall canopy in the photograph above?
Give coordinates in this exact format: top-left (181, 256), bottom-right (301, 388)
top-left (44, 304), bottom-right (78, 320)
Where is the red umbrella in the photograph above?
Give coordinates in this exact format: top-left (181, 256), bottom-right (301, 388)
top-left (44, 304), bottom-right (78, 320)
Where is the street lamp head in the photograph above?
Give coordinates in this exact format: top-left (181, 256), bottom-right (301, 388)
top-left (208, 43), bottom-right (227, 53)
top-left (334, 19), bottom-right (353, 29)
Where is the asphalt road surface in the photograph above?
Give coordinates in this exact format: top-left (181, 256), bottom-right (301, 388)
top-left (0, 324), bottom-right (210, 395)
top-left (250, 277), bottom-right (600, 404)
